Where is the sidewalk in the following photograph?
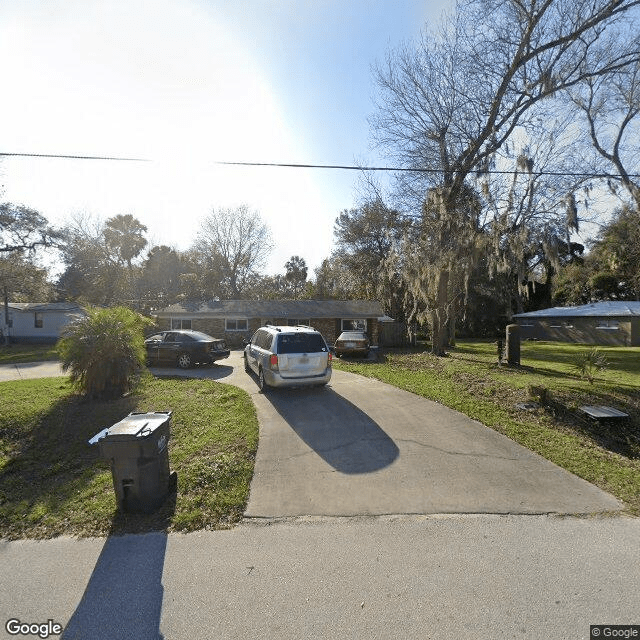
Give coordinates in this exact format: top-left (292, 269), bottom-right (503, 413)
top-left (0, 361), bottom-right (64, 381)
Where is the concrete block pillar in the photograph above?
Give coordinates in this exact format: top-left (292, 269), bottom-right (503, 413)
top-left (506, 323), bottom-right (520, 366)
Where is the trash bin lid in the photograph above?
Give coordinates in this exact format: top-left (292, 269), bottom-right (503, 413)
top-left (97, 412), bottom-right (171, 442)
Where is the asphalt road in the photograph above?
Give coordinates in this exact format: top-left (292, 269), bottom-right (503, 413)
top-left (1, 515), bottom-right (639, 639)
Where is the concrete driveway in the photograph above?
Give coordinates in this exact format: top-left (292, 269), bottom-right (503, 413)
top-left (151, 351), bottom-right (622, 517)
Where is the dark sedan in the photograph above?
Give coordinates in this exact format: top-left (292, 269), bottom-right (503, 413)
top-left (334, 330), bottom-right (370, 358)
top-left (145, 330), bottom-right (230, 368)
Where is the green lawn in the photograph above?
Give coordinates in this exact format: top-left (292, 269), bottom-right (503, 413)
top-left (334, 341), bottom-right (640, 515)
top-left (0, 343), bottom-right (60, 364)
top-left (0, 373), bottom-right (259, 539)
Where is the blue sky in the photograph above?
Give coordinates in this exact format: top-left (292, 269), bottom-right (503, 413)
top-left (0, 0), bottom-right (452, 275)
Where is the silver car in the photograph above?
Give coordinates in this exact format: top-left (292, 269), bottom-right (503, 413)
top-left (243, 325), bottom-right (332, 391)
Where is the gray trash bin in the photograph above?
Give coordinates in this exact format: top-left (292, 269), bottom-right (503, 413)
top-left (89, 411), bottom-right (174, 513)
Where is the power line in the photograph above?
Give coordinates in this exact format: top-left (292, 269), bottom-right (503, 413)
top-left (215, 160), bottom-right (640, 179)
top-left (0, 152), bottom-right (148, 162)
top-left (1, 151), bottom-right (638, 179)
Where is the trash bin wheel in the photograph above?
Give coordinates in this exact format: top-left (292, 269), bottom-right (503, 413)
top-left (177, 352), bottom-right (192, 369)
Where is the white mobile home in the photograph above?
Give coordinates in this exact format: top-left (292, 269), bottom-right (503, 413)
top-left (1, 302), bottom-right (85, 343)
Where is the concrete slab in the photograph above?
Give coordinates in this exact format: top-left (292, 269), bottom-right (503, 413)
top-left (243, 363), bottom-right (623, 518)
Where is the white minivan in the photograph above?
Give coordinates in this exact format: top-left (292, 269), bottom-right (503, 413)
top-left (243, 325), bottom-right (332, 391)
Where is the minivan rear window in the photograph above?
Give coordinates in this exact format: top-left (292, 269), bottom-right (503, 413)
top-left (277, 333), bottom-right (327, 354)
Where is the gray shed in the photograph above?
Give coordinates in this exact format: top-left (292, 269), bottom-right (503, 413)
top-left (513, 302), bottom-right (640, 346)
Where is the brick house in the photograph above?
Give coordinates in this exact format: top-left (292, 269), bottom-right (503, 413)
top-left (152, 300), bottom-right (385, 348)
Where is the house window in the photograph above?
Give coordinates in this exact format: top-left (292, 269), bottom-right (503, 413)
top-left (34, 312), bottom-right (43, 329)
top-left (287, 319), bottom-right (310, 327)
top-left (226, 318), bottom-right (248, 331)
top-left (596, 319), bottom-right (619, 330)
top-left (171, 318), bottom-right (192, 330)
top-left (342, 319), bottom-right (367, 331)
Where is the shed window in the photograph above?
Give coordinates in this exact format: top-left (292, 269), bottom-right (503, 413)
top-left (34, 312), bottom-right (43, 328)
top-left (596, 319), bottom-right (619, 330)
top-left (342, 319), bottom-right (367, 331)
top-left (171, 319), bottom-right (192, 330)
top-left (226, 318), bottom-right (248, 331)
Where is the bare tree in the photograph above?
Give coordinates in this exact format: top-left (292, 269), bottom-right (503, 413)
top-left (569, 57), bottom-right (640, 209)
top-left (372, 0), bottom-right (640, 354)
top-left (194, 205), bottom-right (273, 298)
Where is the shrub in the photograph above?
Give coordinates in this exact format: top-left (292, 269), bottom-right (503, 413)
top-left (571, 347), bottom-right (609, 384)
top-left (57, 306), bottom-right (153, 398)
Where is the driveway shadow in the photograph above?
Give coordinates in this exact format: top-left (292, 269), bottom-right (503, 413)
top-left (264, 386), bottom-right (399, 474)
top-left (62, 532), bottom-right (167, 640)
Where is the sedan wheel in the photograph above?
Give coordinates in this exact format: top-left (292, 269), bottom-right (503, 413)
top-left (177, 352), bottom-right (192, 369)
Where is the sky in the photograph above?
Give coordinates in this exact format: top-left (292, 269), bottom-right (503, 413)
top-left (0, 0), bottom-right (453, 276)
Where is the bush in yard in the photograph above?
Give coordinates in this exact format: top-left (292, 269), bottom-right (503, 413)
top-left (571, 347), bottom-right (609, 384)
top-left (57, 306), bottom-right (153, 398)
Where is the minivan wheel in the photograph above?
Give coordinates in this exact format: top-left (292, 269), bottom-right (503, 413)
top-left (177, 352), bottom-right (192, 369)
top-left (258, 367), bottom-right (268, 392)
top-left (244, 353), bottom-right (250, 373)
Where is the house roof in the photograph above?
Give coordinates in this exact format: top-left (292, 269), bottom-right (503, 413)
top-left (155, 299), bottom-right (385, 319)
top-left (514, 301), bottom-right (640, 319)
top-left (7, 302), bottom-right (85, 313)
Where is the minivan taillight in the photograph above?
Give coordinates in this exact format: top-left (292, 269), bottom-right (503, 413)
top-left (269, 354), bottom-right (279, 369)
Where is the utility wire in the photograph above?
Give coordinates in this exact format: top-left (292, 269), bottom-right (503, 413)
top-left (0, 152), bottom-right (148, 162)
top-left (1, 151), bottom-right (638, 179)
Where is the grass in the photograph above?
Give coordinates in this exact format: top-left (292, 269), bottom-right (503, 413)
top-left (334, 340), bottom-right (640, 515)
top-left (0, 373), bottom-right (258, 539)
top-left (0, 343), bottom-right (60, 364)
